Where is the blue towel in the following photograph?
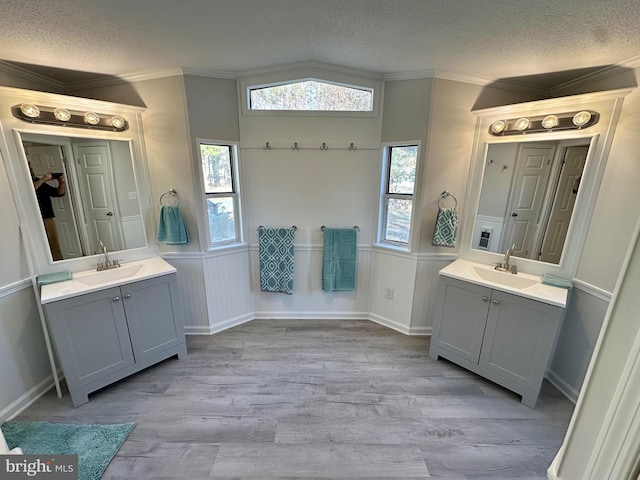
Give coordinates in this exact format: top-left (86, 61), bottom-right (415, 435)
top-left (36, 271), bottom-right (72, 286)
top-left (259, 227), bottom-right (296, 294)
top-left (541, 274), bottom-right (573, 289)
top-left (432, 207), bottom-right (458, 247)
top-left (322, 228), bottom-right (357, 292)
top-left (157, 205), bottom-right (189, 244)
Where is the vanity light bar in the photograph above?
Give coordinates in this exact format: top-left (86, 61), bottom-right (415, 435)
top-left (12, 104), bottom-right (128, 132)
top-left (489, 110), bottom-right (598, 136)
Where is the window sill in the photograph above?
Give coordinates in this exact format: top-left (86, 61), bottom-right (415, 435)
top-left (206, 243), bottom-right (249, 257)
top-left (373, 242), bottom-right (413, 256)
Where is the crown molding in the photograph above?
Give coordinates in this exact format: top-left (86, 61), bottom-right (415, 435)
top-left (180, 67), bottom-right (236, 79)
top-left (384, 68), bottom-right (550, 97)
top-left (551, 54), bottom-right (640, 96)
top-left (0, 60), bottom-right (65, 92)
top-left (65, 67), bottom-right (185, 91)
top-left (235, 60), bottom-right (383, 81)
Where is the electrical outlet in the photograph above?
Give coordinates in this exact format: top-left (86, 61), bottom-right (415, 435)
top-left (384, 287), bottom-right (394, 299)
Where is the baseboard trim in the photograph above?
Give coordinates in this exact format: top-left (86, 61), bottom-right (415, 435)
top-left (0, 374), bottom-right (60, 422)
top-left (254, 311), bottom-right (369, 320)
top-left (185, 312), bottom-right (430, 337)
top-left (546, 369), bottom-right (579, 404)
top-left (184, 313), bottom-right (255, 335)
top-left (368, 313), bottom-right (430, 336)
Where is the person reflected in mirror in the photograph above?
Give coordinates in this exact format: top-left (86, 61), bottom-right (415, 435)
top-left (30, 163), bottom-right (66, 260)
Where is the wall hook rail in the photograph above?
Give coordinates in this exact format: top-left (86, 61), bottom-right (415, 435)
top-left (263, 142), bottom-right (271, 150)
top-left (320, 142), bottom-right (329, 151)
top-left (291, 142), bottom-right (300, 151)
top-left (348, 142), bottom-right (357, 150)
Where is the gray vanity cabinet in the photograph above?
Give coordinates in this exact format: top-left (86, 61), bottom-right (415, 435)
top-left (429, 276), bottom-right (563, 408)
top-left (43, 273), bottom-right (187, 407)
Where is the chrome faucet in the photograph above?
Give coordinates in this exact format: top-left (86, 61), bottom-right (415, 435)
top-left (97, 240), bottom-right (120, 271)
top-left (495, 243), bottom-right (518, 274)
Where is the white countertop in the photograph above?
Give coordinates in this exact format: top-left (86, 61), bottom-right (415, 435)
top-left (41, 256), bottom-right (176, 304)
top-left (439, 259), bottom-right (569, 308)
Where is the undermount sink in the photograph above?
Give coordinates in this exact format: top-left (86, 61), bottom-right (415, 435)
top-left (73, 264), bottom-right (143, 286)
top-left (472, 266), bottom-right (538, 290)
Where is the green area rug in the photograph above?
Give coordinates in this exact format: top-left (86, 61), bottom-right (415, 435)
top-left (1, 421), bottom-right (135, 480)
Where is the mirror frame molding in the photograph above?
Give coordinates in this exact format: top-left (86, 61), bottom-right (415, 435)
top-left (460, 88), bottom-right (633, 278)
top-left (0, 85), bottom-right (157, 274)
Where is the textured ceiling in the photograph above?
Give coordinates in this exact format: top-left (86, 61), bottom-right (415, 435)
top-left (1, 0), bottom-right (639, 88)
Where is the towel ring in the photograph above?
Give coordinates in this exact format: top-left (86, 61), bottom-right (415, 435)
top-left (160, 188), bottom-right (179, 207)
top-left (438, 191), bottom-right (457, 209)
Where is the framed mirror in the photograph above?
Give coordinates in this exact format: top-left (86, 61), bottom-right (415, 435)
top-left (20, 133), bottom-right (146, 261)
top-left (460, 88), bottom-right (633, 277)
top-left (0, 85), bottom-right (156, 274)
top-left (472, 137), bottom-right (593, 265)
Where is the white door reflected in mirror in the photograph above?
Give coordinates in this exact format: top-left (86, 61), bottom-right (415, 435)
top-left (22, 133), bottom-right (146, 261)
top-left (473, 139), bottom-right (591, 265)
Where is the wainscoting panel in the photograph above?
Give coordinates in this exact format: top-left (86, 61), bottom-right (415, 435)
top-left (251, 246), bottom-right (371, 319)
top-left (368, 249), bottom-right (418, 333)
top-left (410, 255), bottom-right (457, 333)
top-left (547, 284), bottom-right (611, 402)
top-left (0, 284), bottom-right (54, 421)
top-left (203, 249), bottom-right (255, 332)
top-left (119, 215), bottom-right (145, 250)
top-left (161, 255), bottom-right (209, 332)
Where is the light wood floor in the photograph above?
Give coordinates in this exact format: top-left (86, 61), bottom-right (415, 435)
top-left (15, 319), bottom-right (575, 479)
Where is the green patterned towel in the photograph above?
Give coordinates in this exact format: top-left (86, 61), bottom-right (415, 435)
top-left (322, 228), bottom-right (357, 292)
top-left (432, 207), bottom-right (458, 247)
top-left (259, 227), bottom-right (295, 294)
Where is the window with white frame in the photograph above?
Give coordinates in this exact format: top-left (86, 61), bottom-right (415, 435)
top-left (248, 79), bottom-right (374, 112)
top-left (199, 141), bottom-right (241, 246)
top-left (379, 144), bottom-right (419, 246)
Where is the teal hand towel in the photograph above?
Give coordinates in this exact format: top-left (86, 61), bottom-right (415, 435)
top-left (433, 207), bottom-right (458, 247)
top-left (157, 205), bottom-right (189, 245)
top-left (322, 228), bottom-right (357, 292)
top-left (259, 227), bottom-right (295, 294)
top-left (36, 271), bottom-right (72, 286)
top-left (541, 274), bottom-right (573, 289)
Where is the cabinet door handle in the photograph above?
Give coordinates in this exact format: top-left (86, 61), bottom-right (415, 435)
top-left (482, 296), bottom-right (489, 302)
top-left (492, 299), bottom-right (500, 305)
top-left (123, 293), bottom-right (132, 299)
top-left (112, 296), bottom-right (120, 302)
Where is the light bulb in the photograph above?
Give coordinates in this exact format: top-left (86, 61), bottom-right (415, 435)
top-left (84, 112), bottom-right (100, 125)
top-left (541, 115), bottom-right (559, 129)
top-left (572, 111), bottom-right (591, 126)
top-left (490, 120), bottom-right (506, 134)
top-left (20, 103), bottom-right (40, 118)
top-left (514, 117), bottom-right (530, 131)
top-left (109, 115), bottom-right (125, 129)
top-left (54, 107), bottom-right (71, 121)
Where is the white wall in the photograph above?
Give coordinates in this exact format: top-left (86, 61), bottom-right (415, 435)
top-left (0, 71), bottom-right (61, 421)
top-left (544, 67), bottom-right (640, 398)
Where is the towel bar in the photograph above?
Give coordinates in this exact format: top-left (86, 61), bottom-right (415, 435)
top-left (321, 225), bottom-right (359, 231)
top-left (258, 225), bottom-right (297, 230)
